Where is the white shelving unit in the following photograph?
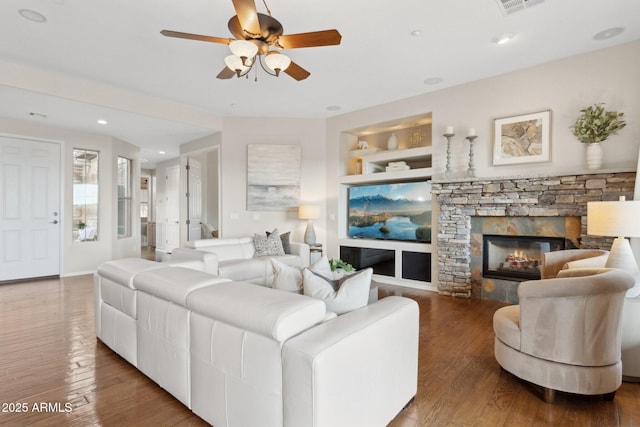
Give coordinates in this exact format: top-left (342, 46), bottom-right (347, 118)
top-left (338, 128), bottom-right (434, 290)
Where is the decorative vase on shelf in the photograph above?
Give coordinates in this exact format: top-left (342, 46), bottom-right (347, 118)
top-left (387, 133), bottom-right (398, 150)
top-left (586, 142), bottom-right (603, 170)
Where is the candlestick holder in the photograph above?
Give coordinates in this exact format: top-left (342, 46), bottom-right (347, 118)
top-left (443, 132), bottom-right (454, 179)
top-left (465, 135), bottom-right (477, 178)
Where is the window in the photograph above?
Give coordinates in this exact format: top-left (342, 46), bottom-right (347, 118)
top-left (117, 156), bottom-right (132, 238)
top-left (73, 149), bottom-right (99, 241)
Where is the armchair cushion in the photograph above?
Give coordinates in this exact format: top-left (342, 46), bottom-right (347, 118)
top-left (302, 267), bottom-right (373, 315)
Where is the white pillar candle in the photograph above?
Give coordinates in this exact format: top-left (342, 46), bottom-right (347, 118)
top-left (468, 128), bottom-right (477, 137)
top-left (445, 126), bottom-right (454, 135)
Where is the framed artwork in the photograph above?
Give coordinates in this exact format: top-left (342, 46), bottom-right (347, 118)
top-left (493, 110), bottom-right (551, 166)
top-left (247, 144), bottom-right (301, 211)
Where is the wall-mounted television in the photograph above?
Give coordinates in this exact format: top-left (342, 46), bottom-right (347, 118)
top-left (348, 181), bottom-right (432, 243)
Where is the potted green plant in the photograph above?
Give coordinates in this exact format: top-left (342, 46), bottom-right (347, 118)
top-left (329, 258), bottom-right (354, 279)
top-left (571, 103), bottom-right (626, 170)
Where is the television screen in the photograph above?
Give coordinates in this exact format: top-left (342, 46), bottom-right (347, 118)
top-left (348, 181), bottom-right (432, 242)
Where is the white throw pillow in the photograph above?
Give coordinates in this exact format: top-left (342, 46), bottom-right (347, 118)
top-left (308, 255), bottom-right (334, 280)
top-left (271, 259), bottom-right (303, 293)
top-left (302, 267), bottom-right (372, 315)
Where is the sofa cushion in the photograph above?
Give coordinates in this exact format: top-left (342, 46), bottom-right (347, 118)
top-left (271, 259), bottom-right (303, 293)
top-left (308, 256), bottom-right (334, 280)
top-left (187, 237), bottom-right (255, 261)
top-left (254, 231), bottom-right (285, 257)
top-left (97, 258), bottom-right (163, 289)
top-left (303, 268), bottom-right (373, 315)
top-left (219, 258), bottom-right (267, 283)
top-left (186, 281), bottom-right (326, 342)
top-left (133, 266), bottom-right (231, 305)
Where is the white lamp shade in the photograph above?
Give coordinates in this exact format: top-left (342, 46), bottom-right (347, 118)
top-left (264, 52), bottom-right (291, 72)
top-left (587, 200), bottom-right (640, 237)
top-left (298, 205), bottom-right (320, 220)
top-left (224, 55), bottom-right (246, 72)
top-left (228, 40), bottom-right (258, 59)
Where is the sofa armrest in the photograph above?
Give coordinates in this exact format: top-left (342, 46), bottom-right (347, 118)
top-left (170, 247), bottom-right (219, 275)
top-left (282, 296), bottom-right (418, 427)
top-left (288, 241), bottom-right (310, 267)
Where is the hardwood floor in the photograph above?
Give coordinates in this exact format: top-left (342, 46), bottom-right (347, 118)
top-left (0, 276), bottom-right (638, 426)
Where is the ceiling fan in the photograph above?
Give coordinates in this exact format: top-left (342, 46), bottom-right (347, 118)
top-left (161, 0), bottom-right (342, 81)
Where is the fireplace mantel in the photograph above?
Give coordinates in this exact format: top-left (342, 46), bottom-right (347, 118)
top-left (432, 171), bottom-right (636, 300)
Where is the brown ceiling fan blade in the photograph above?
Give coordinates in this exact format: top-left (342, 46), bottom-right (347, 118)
top-left (284, 61), bottom-right (310, 81)
top-left (232, 0), bottom-right (262, 38)
top-left (216, 66), bottom-right (236, 79)
top-left (276, 30), bottom-right (342, 49)
top-left (161, 30), bottom-right (231, 45)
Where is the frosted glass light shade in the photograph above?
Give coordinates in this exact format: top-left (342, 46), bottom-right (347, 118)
top-left (228, 40), bottom-right (258, 60)
top-left (265, 52), bottom-right (291, 73)
top-left (224, 55), bottom-right (246, 72)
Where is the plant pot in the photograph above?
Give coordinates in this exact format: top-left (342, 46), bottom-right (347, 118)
top-left (586, 142), bottom-right (603, 170)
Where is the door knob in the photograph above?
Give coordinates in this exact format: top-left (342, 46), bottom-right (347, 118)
top-left (50, 220), bottom-right (58, 224)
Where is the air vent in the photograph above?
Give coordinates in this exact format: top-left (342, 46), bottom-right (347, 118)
top-left (495, 0), bottom-right (544, 15)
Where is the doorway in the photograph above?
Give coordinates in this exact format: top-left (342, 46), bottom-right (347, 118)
top-left (0, 136), bottom-right (61, 281)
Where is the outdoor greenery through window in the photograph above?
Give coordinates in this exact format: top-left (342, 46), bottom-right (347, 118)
top-left (117, 156), bottom-right (132, 238)
top-left (73, 149), bottom-right (99, 241)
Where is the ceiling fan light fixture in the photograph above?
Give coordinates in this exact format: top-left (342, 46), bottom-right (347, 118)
top-left (265, 52), bottom-right (291, 75)
top-left (229, 40), bottom-right (258, 64)
top-left (224, 55), bottom-right (248, 76)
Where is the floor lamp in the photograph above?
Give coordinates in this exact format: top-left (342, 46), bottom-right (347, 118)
top-left (587, 196), bottom-right (640, 274)
top-left (298, 205), bottom-right (320, 245)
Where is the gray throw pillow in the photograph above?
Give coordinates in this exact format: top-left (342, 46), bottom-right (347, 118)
top-left (254, 231), bottom-right (285, 257)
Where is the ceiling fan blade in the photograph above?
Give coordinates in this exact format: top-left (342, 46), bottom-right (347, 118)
top-left (284, 61), bottom-right (310, 81)
top-left (217, 66), bottom-right (236, 79)
top-left (232, 0), bottom-right (262, 38)
top-left (161, 30), bottom-right (231, 45)
top-left (276, 30), bottom-right (342, 49)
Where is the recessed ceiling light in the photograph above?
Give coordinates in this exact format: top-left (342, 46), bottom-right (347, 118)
top-left (18, 9), bottom-right (47, 23)
top-left (424, 77), bottom-right (443, 85)
top-left (326, 105), bottom-right (341, 111)
top-left (593, 27), bottom-right (624, 41)
top-left (97, 119), bottom-right (108, 125)
top-left (492, 33), bottom-right (515, 45)
top-left (159, 151), bottom-right (166, 155)
top-left (410, 29), bottom-right (422, 37)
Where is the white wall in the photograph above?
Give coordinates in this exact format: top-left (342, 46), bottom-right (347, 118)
top-left (220, 117), bottom-right (327, 244)
top-left (0, 117), bottom-right (142, 275)
top-left (325, 41), bottom-right (640, 259)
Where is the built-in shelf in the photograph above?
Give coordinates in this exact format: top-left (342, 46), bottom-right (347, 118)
top-left (339, 114), bottom-right (434, 290)
top-left (340, 146), bottom-right (433, 184)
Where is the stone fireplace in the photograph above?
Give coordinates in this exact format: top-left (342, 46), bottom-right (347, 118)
top-left (432, 171), bottom-right (635, 302)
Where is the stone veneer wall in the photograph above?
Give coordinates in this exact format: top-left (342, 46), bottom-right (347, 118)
top-left (432, 171), bottom-right (636, 298)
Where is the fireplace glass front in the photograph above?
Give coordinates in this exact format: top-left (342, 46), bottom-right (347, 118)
top-left (482, 234), bottom-right (566, 281)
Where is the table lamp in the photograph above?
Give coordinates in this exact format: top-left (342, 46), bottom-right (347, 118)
top-left (298, 205), bottom-right (320, 245)
top-left (587, 196), bottom-right (640, 274)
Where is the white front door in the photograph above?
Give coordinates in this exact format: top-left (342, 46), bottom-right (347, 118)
top-left (0, 137), bottom-right (61, 281)
top-left (164, 165), bottom-right (180, 252)
top-left (187, 158), bottom-right (202, 241)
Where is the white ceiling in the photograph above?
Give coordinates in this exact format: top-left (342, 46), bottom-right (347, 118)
top-left (1, 0), bottom-right (639, 166)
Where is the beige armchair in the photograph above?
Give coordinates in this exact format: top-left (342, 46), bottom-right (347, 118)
top-left (540, 249), bottom-right (609, 279)
top-left (493, 268), bottom-right (634, 403)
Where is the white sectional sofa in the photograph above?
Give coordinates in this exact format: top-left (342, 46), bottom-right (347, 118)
top-left (94, 258), bottom-right (419, 427)
top-left (172, 237), bottom-right (310, 286)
